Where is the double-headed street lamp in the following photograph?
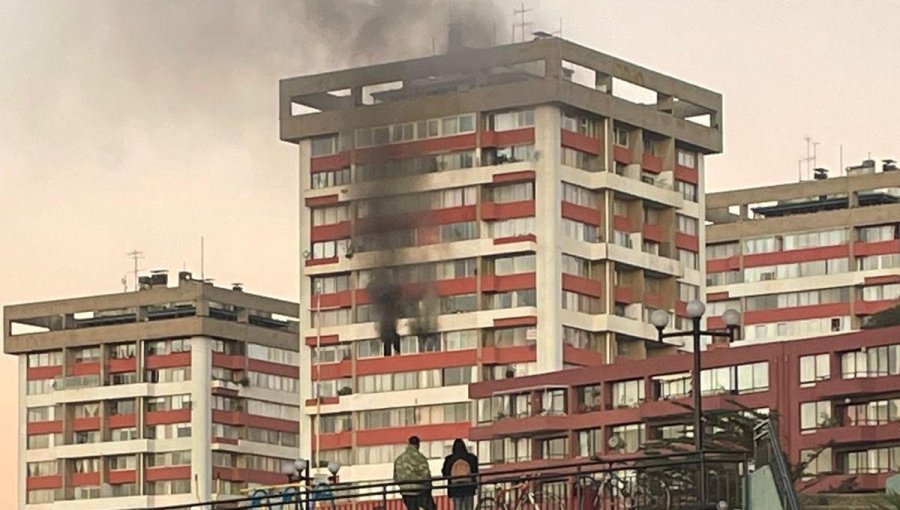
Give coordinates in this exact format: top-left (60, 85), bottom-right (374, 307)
top-left (649, 300), bottom-right (741, 509)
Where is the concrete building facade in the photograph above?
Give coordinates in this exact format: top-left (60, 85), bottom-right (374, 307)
top-left (4, 274), bottom-right (300, 509)
top-left (467, 324), bottom-right (900, 494)
top-left (706, 160), bottom-right (900, 343)
top-left (280, 36), bottom-right (722, 483)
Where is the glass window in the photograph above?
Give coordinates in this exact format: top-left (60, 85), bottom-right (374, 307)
top-left (800, 401), bottom-right (833, 431)
top-left (800, 354), bottom-right (830, 386)
top-left (611, 379), bottom-right (644, 408)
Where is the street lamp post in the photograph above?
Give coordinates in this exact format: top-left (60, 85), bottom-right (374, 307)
top-left (649, 301), bottom-right (741, 509)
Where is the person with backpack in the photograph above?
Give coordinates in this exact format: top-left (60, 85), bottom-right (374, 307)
top-left (394, 436), bottom-right (436, 510)
top-left (442, 439), bottom-right (479, 510)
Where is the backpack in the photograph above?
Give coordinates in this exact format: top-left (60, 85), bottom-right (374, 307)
top-left (449, 457), bottom-right (472, 484)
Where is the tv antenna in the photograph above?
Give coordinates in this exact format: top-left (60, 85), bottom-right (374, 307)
top-left (799, 136), bottom-right (818, 181)
top-left (126, 250), bottom-right (144, 292)
top-left (513, 2), bottom-right (533, 42)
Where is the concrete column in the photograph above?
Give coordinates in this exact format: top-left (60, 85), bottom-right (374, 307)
top-left (17, 356), bottom-right (27, 509)
top-left (298, 139), bottom-right (315, 467)
top-left (190, 336), bottom-right (212, 501)
top-left (534, 105), bottom-right (563, 373)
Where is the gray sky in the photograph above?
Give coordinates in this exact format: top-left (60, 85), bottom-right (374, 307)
top-left (1, 0), bottom-right (899, 503)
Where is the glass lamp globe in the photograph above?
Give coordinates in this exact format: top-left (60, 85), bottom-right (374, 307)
top-left (686, 300), bottom-right (706, 318)
top-left (650, 309), bottom-right (670, 329)
top-left (722, 308), bottom-right (741, 327)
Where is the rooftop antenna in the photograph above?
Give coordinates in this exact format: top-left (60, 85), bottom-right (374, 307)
top-left (513, 2), bottom-right (533, 42)
top-left (801, 136), bottom-right (817, 181)
top-left (121, 275), bottom-right (127, 293)
top-left (200, 236), bottom-right (205, 282)
top-left (840, 144), bottom-right (844, 176)
top-left (126, 250), bottom-right (144, 292)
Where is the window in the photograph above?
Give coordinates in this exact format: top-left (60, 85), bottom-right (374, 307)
top-left (561, 290), bottom-right (601, 314)
top-left (858, 253), bottom-right (900, 271)
top-left (247, 372), bottom-right (298, 393)
top-left (27, 406), bottom-right (55, 423)
top-left (677, 149), bottom-right (697, 168)
top-left (613, 127), bottom-right (629, 147)
top-left (677, 282), bottom-right (699, 302)
top-left (314, 344), bottom-right (351, 364)
top-left (487, 144), bottom-right (535, 165)
top-left (145, 479), bottom-right (192, 495)
top-left (562, 218), bottom-right (600, 243)
top-left (311, 238), bottom-right (349, 260)
top-left (494, 254), bottom-right (536, 275)
top-left (801, 448), bottom-right (832, 477)
top-left (27, 460), bottom-right (58, 477)
top-left (73, 347), bottom-right (100, 363)
top-left (109, 343), bottom-right (136, 359)
top-left (613, 230), bottom-right (633, 248)
top-left (490, 182), bottom-right (534, 203)
top-left (561, 254), bottom-right (590, 277)
top-left (858, 224), bottom-right (899, 242)
top-left (441, 221), bottom-right (478, 242)
top-left (542, 437), bottom-right (568, 459)
top-left (561, 147), bottom-right (598, 171)
top-left (247, 344), bottom-right (300, 366)
top-left (706, 242), bottom-right (740, 260)
top-left (564, 328), bottom-right (600, 351)
top-left (675, 180), bottom-right (697, 202)
top-left (676, 214), bottom-right (699, 236)
top-left (109, 455), bottom-right (137, 471)
top-left (27, 351), bottom-right (63, 367)
top-left (311, 205), bottom-right (350, 226)
top-left (310, 135), bottom-right (338, 156)
top-left (612, 379), bottom-right (644, 408)
top-left (678, 249), bottom-right (699, 270)
top-left (311, 167), bottom-right (351, 189)
top-left (489, 217), bottom-right (534, 239)
top-left (577, 429), bottom-right (602, 457)
top-left (576, 385), bottom-right (602, 412)
top-left (443, 367), bottom-right (474, 386)
top-left (654, 373), bottom-right (691, 400)
top-left (800, 401), bottom-right (833, 431)
top-left (488, 110), bottom-right (534, 131)
top-left (562, 182), bottom-right (597, 207)
top-left (610, 423), bottom-right (645, 453)
top-left (800, 354), bottom-right (830, 386)
top-left (487, 289), bottom-right (536, 309)
top-left (737, 362), bottom-right (769, 393)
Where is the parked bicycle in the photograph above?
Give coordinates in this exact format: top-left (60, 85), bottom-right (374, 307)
top-left (577, 468), bottom-right (672, 510)
top-left (475, 475), bottom-right (566, 510)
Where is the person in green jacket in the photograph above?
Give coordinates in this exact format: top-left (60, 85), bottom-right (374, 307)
top-left (394, 436), bottom-right (435, 510)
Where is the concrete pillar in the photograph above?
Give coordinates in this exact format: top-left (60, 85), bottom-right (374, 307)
top-left (298, 138), bottom-right (315, 468)
top-left (190, 336), bottom-right (212, 501)
top-left (534, 105), bottom-right (563, 374)
top-left (17, 356), bottom-right (27, 509)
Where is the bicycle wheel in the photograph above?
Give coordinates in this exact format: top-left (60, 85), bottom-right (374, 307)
top-left (476, 496), bottom-right (502, 510)
top-left (532, 492), bottom-right (566, 510)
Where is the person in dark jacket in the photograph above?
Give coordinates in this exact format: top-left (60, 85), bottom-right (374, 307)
top-left (442, 439), bottom-right (479, 510)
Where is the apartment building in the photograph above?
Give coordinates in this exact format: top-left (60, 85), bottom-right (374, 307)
top-left (468, 323), bottom-right (900, 494)
top-left (4, 273), bottom-right (300, 509)
top-left (706, 159), bottom-right (900, 343)
top-left (280, 35), bottom-right (722, 483)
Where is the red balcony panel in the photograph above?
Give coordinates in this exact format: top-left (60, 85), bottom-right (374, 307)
top-left (311, 221), bottom-right (352, 242)
top-left (674, 164), bottom-right (698, 184)
top-left (482, 273), bottom-right (536, 293)
top-left (357, 350), bottom-right (477, 376)
top-left (707, 256), bottom-right (741, 273)
top-left (145, 351), bottom-right (191, 369)
top-left (71, 362), bottom-right (100, 376)
top-left (675, 301), bottom-right (688, 317)
top-left (213, 352), bottom-right (247, 371)
top-left (108, 357), bottom-right (136, 374)
top-left (357, 422), bottom-right (469, 447)
top-left (800, 373), bottom-right (900, 402)
top-left (145, 409), bottom-right (191, 426)
top-left (563, 345), bottom-right (604, 367)
top-left (675, 233), bottom-right (700, 252)
top-left (212, 410), bottom-right (245, 426)
top-left (319, 430), bottom-right (353, 450)
top-left (809, 473), bottom-right (888, 494)
top-left (26, 475), bottom-right (62, 490)
top-left (562, 274), bottom-right (602, 298)
top-left (493, 234), bottom-right (536, 245)
top-left (855, 239), bottom-right (900, 257)
top-left (642, 224), bottom-right (664, 242)
top-left (245, 414), bottom-right (298, 433)
top-left (27, 420), bottom-right (63, 435)
top-left (469, 414), bottom-right (570, 441)
top-left (744, 303), bottom-right (851, 325)
top-left (561, 130), bottom-right (602, 155)
top-left (312, 290), bottom-right (353, 309)
top-left (641, 154), bottom-right (662, 174)
top-left (492, 170), bottom-right (535, 184)
top-left (416, 225), bottom-right (441, 246)
top-left (743, 244), bottom-right (849, 268)
top-left (494, 234), bottom-right (537, 244)
top-left (213, 467), bottom-right (245, 482)
top-left (706, 291), bottom-right (730, 302)
top-left (561, 202), bottom-right (601, 226)
top-left (613, 145), bottom-right (631, 164)
top-left (305, 396), bottom-right (339, 406)
top-left (493, 315), bottom-right (537, 328)
top-left (305, 334), bottom-right (340, 347)
top-left (422, 205), bottom-right (478, 226)
top-left (243, 469), bottom-right (288, 486)
top-left (481, 345), bottom-right (536, 365)
top-left (306, 256), bottom-right (339, 267)
top-left (481, 200), bottom-right (535, 221)
top-left (247, 358), bottom-right (298, 378)
top-left (26, 365), bottom-right (63, 381)
top-left (72, 417), bottom-right (100, 432)
top-left (71, 472), bottom-right (101, 486)
top-left (643, 292), bottom-right (663, 309)
top-left (864, 274), bottom-right (900, 286)
top-left (614, 286), bottom-right (633, 304)
top-left (213, 437), bottom-right (239, 445)
top-left (311, 360), bottom-right (352, 380)
top-left (304, 194), bottom-right (339, 207)
top-left (356, 134), bottom-right (477, 163)
top-left (855, 299), bottom-right (898, 316)
top-left (145, 466), bottom-right (191, 482)
top-left (433, 277), bottom-right (478, 296)
top-left (107, 470), bottom-right (137, 485)
top-left (108, 414), bottom-right (136, 429)
top-left (310, 152), bottom-right (351, 173)
top-left (481, 128), bottom-right (534, 148)
top-left (613, 215), bottom-right (632, 232)
top-left (707, 316), bottom-right (725, 330)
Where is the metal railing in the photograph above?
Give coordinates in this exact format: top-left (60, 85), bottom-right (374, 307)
top-left (135, 450), bottom-right (750, 510)
top-left (753, 418), bottom-right (800, 510)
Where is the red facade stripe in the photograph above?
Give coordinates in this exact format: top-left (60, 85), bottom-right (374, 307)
top-left (642, 224), bottom-right (664, 242)
top-left (145, 466), bottom-right (191, 482)
top-left (108, 357), bottom-right (136, 374)
top-left (311, 360), bottom-right (352, 380)
top-left (245, 414), bottom-right (299, 433)
top-left (481, 273), bottom-right (536, 293)
top-left (481, 345), bottom-right (537, 365)
top-left (562, 274), bottom-right (602, 298)
top-left (108, 414), bottom-right (136, 429)
top-left (563, 345), bottom-right (604, 367)
top-left (854, 239), bottom-right (900, 257)
top-left (356, 422), bottom-right (470, 446)
top-left (612, 215), bottom-right (632, 232)
top-left (706, 291), bottom-right (730, 302)
top-left (26, 475), bottom-right (63, 490)
top-left (356, 350), bottom-right (478, 376)
top-left (707, 256), bottom-right (741, 273)
top-left (743, 244), bottom-right (849, 268)
top-left (72, 417), bottom-right (100, 432)
top-left (311, 221), bottom-right (352, 242)
top-left (743, 302), bottom-right (851, 325)
top-left (481, 200), bottom-right (535, 221)
top-left (855, 299), bottom-right (897, 316)
top-left (145, 351), bottom-right (191, 369)
top-left (212, 410), bottom-right (245, 426)
top-left (675, 232), bottom-right (700, 252)
top-left (305, 256), bottom-right (339, 267)
top-left (355, 134), bottom-right (477, 163)
top-left (318, 430), bottom-right (353, 450)
top-left (213, 352), bottom-right (247, 370)
top-left (493, 233), bottom-right (536, 245)
top-left (613, 145), bottom-right (630, 164)
top-left (641, 154), bottom-right (662, 174)
top-left (145, 409), bottom-right (191, 425)
top-left (492, 315), bottom-right (537, 327)
top-left (108, 470), bottom-right (137, 484)
top-left (305, 334), bottom-right (340, 347)
top-left (71, 472), bottom-right (101, 486)
top-left (247, 358), bottom-right (299, 378)
top-left (304, 194), bottom-right (340, 207)
top-left (310, 152), bottom-right (351, 173)
top-left (26, 365), bottom-right (62, 381)
top-left (70, 362), bottom-right (100, 376)
top-left (27, 420), bottom-right (63, 435)
top-left (864, 274), bottom-right (900, 286)
top-left (313, 290), bottom-right (353, 309)
top-left (613, 286), bottom-right (633, 304)
top-left (492, 170), bottom-right (535, 184)
top-left (480, 128), bottom-right (534, 148)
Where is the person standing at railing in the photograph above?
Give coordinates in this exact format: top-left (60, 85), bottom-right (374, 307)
top-left (442, 439), bottom-right (479, 510)
top-left (394, 436), bottom-right (436, 510)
